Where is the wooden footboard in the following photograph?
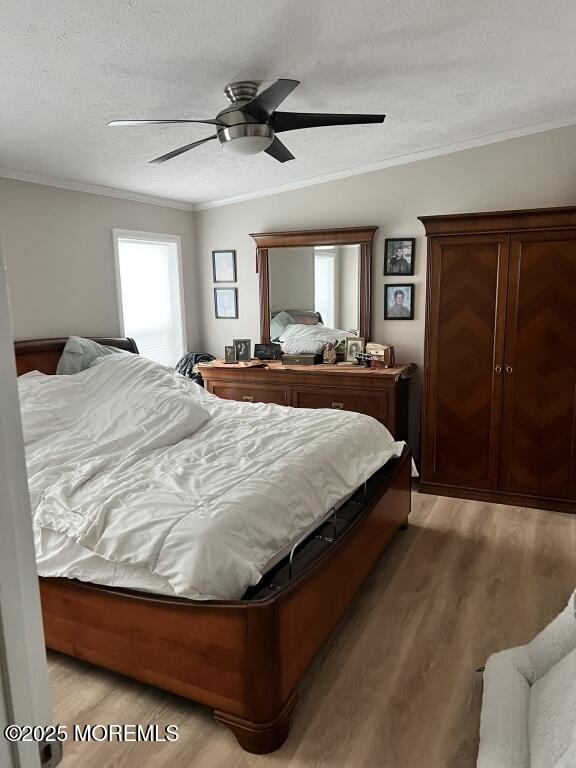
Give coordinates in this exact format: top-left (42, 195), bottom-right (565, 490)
top-left (40, 447), bottom-right (411, 753)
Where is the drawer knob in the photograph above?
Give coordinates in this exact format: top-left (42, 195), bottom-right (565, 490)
top-left (242, 395), bottom-right (255, 402)
top-left (331, 402), bottom-right (344, 409)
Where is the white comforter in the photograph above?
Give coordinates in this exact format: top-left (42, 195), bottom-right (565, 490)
top-left (18, 354), bottom-right (405, 600)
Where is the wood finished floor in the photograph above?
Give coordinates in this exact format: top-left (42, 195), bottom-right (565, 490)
top-left (48, 492), bottom-right (576, 768)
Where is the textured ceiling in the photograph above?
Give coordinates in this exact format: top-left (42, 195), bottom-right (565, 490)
top-left (1, 0), bottom-right (575, 206)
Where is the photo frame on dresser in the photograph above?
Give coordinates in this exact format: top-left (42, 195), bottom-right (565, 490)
top-left (345, 337), bottom-right (365, 362)
top-left (233, 338), bottom-right (251, 361)
top-left (224, 345), bottom-right (237, 363)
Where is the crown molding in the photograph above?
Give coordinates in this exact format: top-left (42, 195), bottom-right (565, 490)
top-left (0, 166), bottom-right (195, 211)
top-left (193, 115), bottom-right (576, 211)
top-left (1, 115), bottom-right (575, 214)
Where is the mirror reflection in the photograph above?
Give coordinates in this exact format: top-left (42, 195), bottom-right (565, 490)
top-left (268, 245), bottom-right (361, 348)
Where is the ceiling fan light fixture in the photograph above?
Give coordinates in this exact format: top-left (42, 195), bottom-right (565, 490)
top-left (218, 123), bottom-right (274, 156)
top-left (221, 135), bottom-right (274, 156)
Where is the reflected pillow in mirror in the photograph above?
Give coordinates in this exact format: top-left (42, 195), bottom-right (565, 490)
top-left (279, 323), bottom-right (350, 345)
top-left (270, 310), bottom-right (294, 341)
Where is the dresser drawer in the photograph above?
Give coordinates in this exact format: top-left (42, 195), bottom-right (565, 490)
top-left (292, 386), bottom-right (387, 422)
top-left (210, 382), bottom-right (290, 406)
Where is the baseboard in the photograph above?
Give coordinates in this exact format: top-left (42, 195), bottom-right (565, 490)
top-left (418, 481), bottom-right (576, 515)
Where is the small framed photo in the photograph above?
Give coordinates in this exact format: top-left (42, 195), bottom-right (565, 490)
top-left (385, 284), bottom-right (414, 320)
top-left (384, 239), bottom-right (415, 276)
top-left (233, 338), bottom-right (252, 361)
top-left (212, 250), bottom-right (237, 283)
top-left (345, 336), bottom-right (365, 362)
top-left (214, 287), bottom-right (238, 319)
top-left (224, 345), bottom-right (237, 364)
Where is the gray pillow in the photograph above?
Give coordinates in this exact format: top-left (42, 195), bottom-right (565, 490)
top-left (56, 336), bottom-right (125, 375)
top-left (270, 310), bottom-right (294, 341)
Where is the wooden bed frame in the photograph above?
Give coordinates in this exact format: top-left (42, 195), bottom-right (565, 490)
top-left (15, 337), bottom-right (412, 753)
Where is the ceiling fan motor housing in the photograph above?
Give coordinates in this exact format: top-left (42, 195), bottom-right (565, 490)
top-left (223, 81), bottom-right (259, 103)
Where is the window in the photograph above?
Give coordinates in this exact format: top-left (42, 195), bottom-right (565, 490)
top-left (314, 247), bottom-right (336, 328)
top-left (113, 230), bottom-right (186, 367)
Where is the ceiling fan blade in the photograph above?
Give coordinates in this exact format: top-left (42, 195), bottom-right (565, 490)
top-left (243, 79), bottom-right (300, 122)
top-left (264, 136), bottom-right (295, 163)
top-left (149, 135), bottom-right (217, 164)
top-left (272, 112), bottom-right (385, 133)
top-left (108, 118), bottom-right (224, 127)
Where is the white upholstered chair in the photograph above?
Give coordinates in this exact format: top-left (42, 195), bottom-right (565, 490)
top-left (477, 589), bottom-right (576, 768)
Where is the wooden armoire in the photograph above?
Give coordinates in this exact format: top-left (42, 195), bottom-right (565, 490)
top-left (419, 207), bottom-right (576, 513)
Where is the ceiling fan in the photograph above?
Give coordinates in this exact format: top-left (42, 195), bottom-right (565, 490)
top-left (108, 79), bottom-right (385, 164)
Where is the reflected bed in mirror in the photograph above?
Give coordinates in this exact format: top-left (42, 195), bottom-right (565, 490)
top-left (251, 226), bottom-right (377, 346)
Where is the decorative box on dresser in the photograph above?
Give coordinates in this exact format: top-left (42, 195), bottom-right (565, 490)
top-left (419, 206), bottom-right (576, 513)
top-left (200, 363), bottom-right (416, 441)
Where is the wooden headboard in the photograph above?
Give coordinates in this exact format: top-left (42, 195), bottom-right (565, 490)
top-left (14, 337), bottom-right (139, 376)
top-left (271, 309), bottom-right (323, 325)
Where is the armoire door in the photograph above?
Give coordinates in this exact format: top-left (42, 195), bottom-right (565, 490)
top-left (499, 230), bottom-right (576, 500)
top-left (422, 234), bottom-right (510, 490)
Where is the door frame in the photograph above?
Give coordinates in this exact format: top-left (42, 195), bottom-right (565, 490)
top-left (0, 244), bottom-right (55, 767)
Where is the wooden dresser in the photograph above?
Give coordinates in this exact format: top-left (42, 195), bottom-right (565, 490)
top-left (200, 362), bottom-right (416, 441)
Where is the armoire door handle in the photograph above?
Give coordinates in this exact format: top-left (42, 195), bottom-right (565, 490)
top-left (505, 364), bottom-right (513, 374)
top-left (494, 364), bottom-right (502, 375)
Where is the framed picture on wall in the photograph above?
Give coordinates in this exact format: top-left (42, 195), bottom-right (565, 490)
top-left (385, 284), bottom-right (414, 320)
top-left (384, 239), bottom-right (415, 275)
top-left (212, 250), bottom-right (237, 282)
top-left (214, 287), bottom-right (238, 319)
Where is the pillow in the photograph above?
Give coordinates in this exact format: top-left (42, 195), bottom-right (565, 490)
top-left (279, 323), bottom-right (350, 345)
top-left (56, 336), bottom-right (126, 375)
top-left (270, 311), bottom-right (294, 341)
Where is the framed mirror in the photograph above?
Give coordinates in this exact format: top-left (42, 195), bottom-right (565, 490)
top-left (250, 226), bottom-right (377, 344)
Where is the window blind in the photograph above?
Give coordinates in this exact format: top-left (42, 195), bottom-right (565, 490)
top-left (114, 235), bottom-right (186, 367)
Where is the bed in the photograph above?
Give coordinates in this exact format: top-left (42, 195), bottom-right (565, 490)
top-left (270, 310), bottom-right (357, 357)
top-left (15, 336), bottom-right (412, 753)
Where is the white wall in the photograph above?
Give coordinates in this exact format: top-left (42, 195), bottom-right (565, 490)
top-left (195, 124), bottom-right (576, 450)
top-left (0, 240), bottom-right (52, 768)
top-left (0, 179), bottom-right (200, 348)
